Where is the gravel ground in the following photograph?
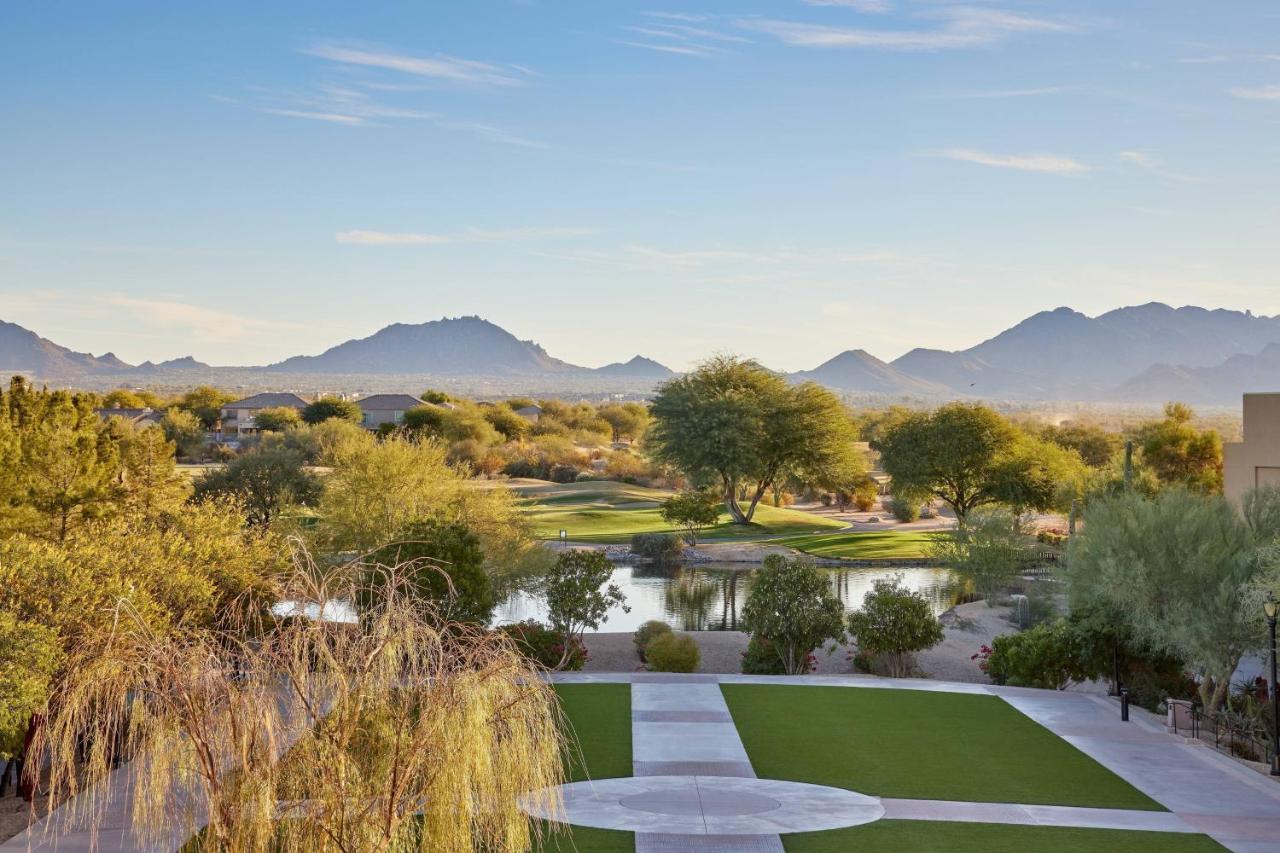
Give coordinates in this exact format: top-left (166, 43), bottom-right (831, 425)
top-left (581, 601), bottom-right (1022, 683)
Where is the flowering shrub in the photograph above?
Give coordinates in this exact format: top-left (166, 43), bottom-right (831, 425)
top-left (497, 620), bottom-right (587, 671)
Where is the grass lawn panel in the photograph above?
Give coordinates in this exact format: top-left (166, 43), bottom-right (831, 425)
top-left (722, 685), bottom-right (1162, 811)
top-left (555, 683), bottom-right (632, 782)
top-left (535, 823), bottom-right (636, 853)
top-left (782, 821), bottom-right (1225, 852)
top-left (526, 497), bottom-right (844, 543)
top-left (769, 530), bottom-right (945, 560)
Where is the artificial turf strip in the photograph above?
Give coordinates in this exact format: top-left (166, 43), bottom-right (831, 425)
top-left (721, 685), bottom-right (1163, 811)
top-left (781, 821), bottom-right (1226, 852)
top-left (539, 685), bottom-right (637, 852)
top-left (554, 683), bottom-right (633, 783)
top-left (535, 823), bottom-right (636, 853)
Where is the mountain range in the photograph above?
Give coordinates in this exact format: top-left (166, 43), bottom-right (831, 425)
top-left (2, 305), bottom-right (1278, 404)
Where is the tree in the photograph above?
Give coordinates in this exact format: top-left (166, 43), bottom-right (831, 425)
top-left (313, 437), bottom-right (541, 576)
top-left (403, 403), bottom-right (447, 436)
top-left (301, 396), bottom-right (362, 425)
top-left (1040, 423), bottom-right (1122, 468)
top-left (17, 393), bottom-right (119, 542)
top-left (251, 405), bottom-right (301, 433)
top-left (118, 424), bottom-right (191, 523)
top-left (100, 388), bottom-right (146, 409)
top-left (0, 611), bottom-right (60, 758)
top-left (194, 445), bottom-right (321, 526)
top-left (847, 578), bottom-right (943, 677)
top-left (660, 490), bottom-right (721, 544)
top-left (175, 386), bottom-right (233, 430)
top-left (420, 389), bottom-right (452, 405)
top-left (1135, 402), bottom-right (1223, 493)
top-left (363, 521), bottom-right (496, 624)
top-left (598, 402), bottom-right (650, 444)
top-left (33, 557), bottom-right (564, 853)
top-left (540, 550), bottom-right (628, 668)
top-left (481, 404), bottom-right (530, 441)
top-left (648, 356), bottom-right (861, 524)
top-left (740, 555), bottom-right (845, 674)
top-left (878, 403), bottom-right (1073, 524)
top-left (929, 508), bottom-right (1035, 601)
top-left (161, 406), bottom-right (207, 460)
top-left (1065, 488), bottom-right (1278, 711)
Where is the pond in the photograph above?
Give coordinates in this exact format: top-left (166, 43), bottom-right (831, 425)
top-left (493, 562), bottom-right (957, 633)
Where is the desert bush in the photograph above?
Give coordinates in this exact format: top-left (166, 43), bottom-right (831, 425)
top-left (645, 632), bottom-right (699, 673)
top-left (740, 635), bottom-right (794, 675)
top-left (630, 532), bottom-right (685, 561)
top-left (633, 620), bottom-right (673, 662)
top-left (498, 620), bottom-right (587, 671)
top-left (979, 620), bottom-right (1085, 689)
top-left (853, 478), bottom-right (878, 512)
top-left (887, 496), bottom-right (921, 522)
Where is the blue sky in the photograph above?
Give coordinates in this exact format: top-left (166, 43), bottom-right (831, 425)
top-left (3, 1), bottom-right (1279, 371)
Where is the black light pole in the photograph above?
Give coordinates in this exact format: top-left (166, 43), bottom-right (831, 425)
top-left (1266, 592), bottom-right (1279, 777)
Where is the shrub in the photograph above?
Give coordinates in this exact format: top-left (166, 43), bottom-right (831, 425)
top-left (846, 579), bottom-right (943, 678)
top-left (852, 478), bottom-right (878, 512)
top-left (887, 496), bottom-right (921, 522)
top-left (741, 555), bottom-right (845, 675)
top-left (645, 632), bottom-right (700, 673)
top-left (1036, 528), bottom-right (1068, 546)
top-left (740, 635), bottom-right (788, 675)
top-left (498, 620), bottom-right (587, 671)
top-left (980, 620), bottom-right (1085, 690)
top-left (548, 463), bottom-right (580, 484)
top-left (630, 532), bottom-right (685, 562)
top-left (361, 520), bottom-right (495, 625)
top-left (633, 620), bottom-right (673, 662)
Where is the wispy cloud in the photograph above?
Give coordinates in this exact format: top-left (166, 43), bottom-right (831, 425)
top-left (618, 15), bottom-right (748, 57)
top-left (942, 86), bottom-right (1076, 99)
top-left (258, 108), bottom-right (368, 125)
top-left (95, 295), bottom-right (302, 339)
top-left (301, 43), bottom-right (531, 87)
top-left (803, 0), bottom-right (892, 11)
top-left (934, 148), bottom-right (1091, 174)
top-left (336, 227), bottom-right (595, 246)
top-left (1229, 84), bottom-right (1280, 100)
top-left (738, 5), bottom-right (1078, 51)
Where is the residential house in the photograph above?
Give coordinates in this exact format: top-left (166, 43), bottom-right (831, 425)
top-left (95, 406), bottom-right (163, 427)
top-left (514, 404), bottom-right (542, 423)
top-left (1224, 393), bottom-right (1280, 503)
top-left (219, 392), bottom-right (311, 437)
top-left (356, 394), bottom-right (427, 431)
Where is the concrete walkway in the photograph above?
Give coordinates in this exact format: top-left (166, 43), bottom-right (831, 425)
top-left (549, 672), bottom-right (1280, 853)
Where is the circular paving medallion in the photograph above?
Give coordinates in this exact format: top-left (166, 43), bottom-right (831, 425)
top-left (522, 775), bottom-right (885, 835)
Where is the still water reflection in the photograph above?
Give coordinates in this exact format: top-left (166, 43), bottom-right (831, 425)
top-left (494, 562), bottom-right (956, 633)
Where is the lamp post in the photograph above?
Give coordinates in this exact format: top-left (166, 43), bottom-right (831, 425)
top-left (1266, 592), bottom-right (1279, 777)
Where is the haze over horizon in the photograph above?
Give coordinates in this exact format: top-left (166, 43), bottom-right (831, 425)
top-left (4, 1), bottom-right (1279, 371)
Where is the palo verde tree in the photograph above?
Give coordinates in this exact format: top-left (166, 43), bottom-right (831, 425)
top-left (1065, 487), bottom-right (1280, 712)
top-left (647, 356), bottom-right (861, 524)
top-left (1135, 402), bottom-right (1223, 494)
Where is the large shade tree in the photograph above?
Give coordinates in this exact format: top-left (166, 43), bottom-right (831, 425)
top-left (878, 403), bottom-right (1082, 524)
top-left (1065, 487), bottom-right (1280, 711)
top-left (647, 356), bottom-right (861, 524)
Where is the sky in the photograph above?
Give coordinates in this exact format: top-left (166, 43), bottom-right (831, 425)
top-left (3, 1), bottom-right (1280, 372)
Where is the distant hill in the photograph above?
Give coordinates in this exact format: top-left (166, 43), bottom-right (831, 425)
top-left (265, 316), bottom-right (581, 375)
top-left (593, 355), bottom-right (674, 379)
top-left (132, 356), bottom-right (208, 373)
top-left (1110, 343), bottom-right (1280, 405)
top-left (0, 319), bottom-right (131, 377)
top-left (790, 349), bottom-right (950, 396)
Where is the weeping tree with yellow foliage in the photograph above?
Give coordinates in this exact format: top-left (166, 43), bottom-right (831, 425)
top-left (32, 552), bottom-right (565, 852)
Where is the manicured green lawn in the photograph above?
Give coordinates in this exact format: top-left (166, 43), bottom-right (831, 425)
top-left (535, 684), bottom-right (637, 853)
top-left (782, 821), bottom-right (1225, 852)
top-left (721, 685), bottom-right (1162, 810)
top-left (554, 683), bottom-right (633, 782)
top-left (515, 480), bottom-right (844, 543)
top-left (770, 530), bottom-right (946, 560)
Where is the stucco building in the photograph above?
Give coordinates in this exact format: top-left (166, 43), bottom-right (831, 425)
top-left (1223, 393), bottom-right (1280, 503)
